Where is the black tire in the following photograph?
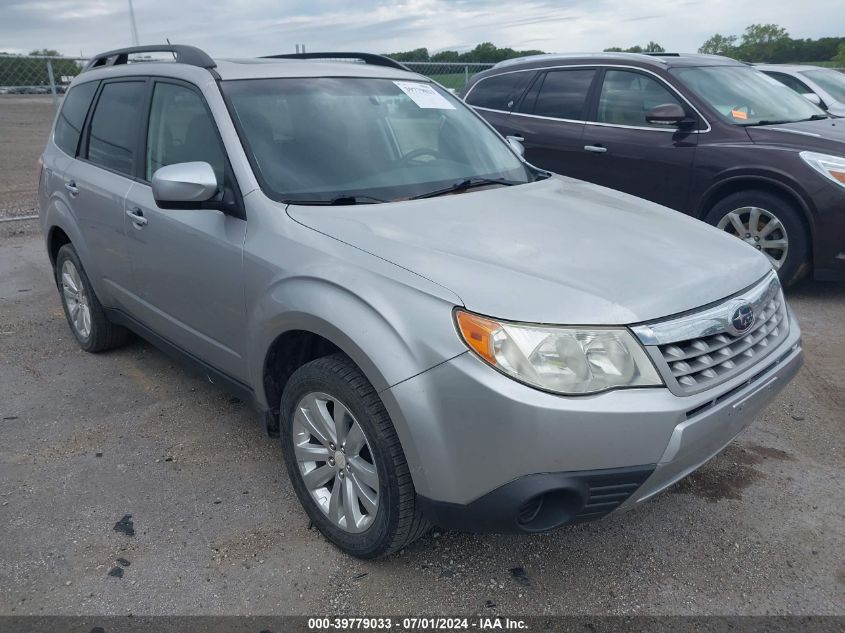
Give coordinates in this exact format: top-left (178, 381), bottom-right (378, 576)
top-left (54, 244), bottom-right (128, 352)
top-left (703, 190), bottom-right (810, 287)
top-left (280, 353), bottom-right (430, 558)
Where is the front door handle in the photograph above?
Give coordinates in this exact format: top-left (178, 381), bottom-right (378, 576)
top-left (584, 144), bottom-right (608, 153)
top-left (126, 207), bottom-right (148, 227)
top-left (64, 181), bottom-right (79, 196)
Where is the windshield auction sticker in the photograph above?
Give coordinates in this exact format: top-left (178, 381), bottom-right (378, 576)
top-left (394, 81), bottom-right (455, 109)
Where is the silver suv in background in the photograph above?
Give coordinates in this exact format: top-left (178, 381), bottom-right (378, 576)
top-left (757, 64), bottom-right (845, 117)
top-left (39, 45), bottom-right (803, 558)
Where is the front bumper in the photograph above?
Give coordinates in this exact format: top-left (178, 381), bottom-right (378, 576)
top-left (382, 318), bottom-right (802, 533)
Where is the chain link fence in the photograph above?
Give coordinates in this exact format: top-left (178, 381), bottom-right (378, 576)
top-left (400, 61), bottom-right (494, 92)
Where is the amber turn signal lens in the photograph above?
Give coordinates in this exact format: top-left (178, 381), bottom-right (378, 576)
top-left (455, 310), bottom-right (501, 365)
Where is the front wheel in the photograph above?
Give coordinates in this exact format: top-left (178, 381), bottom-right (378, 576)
top-left (704, 190), bottom-right (810, 287)
top-left (279, 354), bottom-right (430, 558)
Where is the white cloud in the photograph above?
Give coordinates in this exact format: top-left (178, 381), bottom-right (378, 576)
top-left (0, 0), bottom-right (842, 58)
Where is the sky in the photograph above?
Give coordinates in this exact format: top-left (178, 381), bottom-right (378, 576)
top-left (1, 0), bottom-right (844, 59)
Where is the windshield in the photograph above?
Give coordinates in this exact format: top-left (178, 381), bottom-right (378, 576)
top-left (801, 69), bottom-right (845, 104)
top-left (222, 77), bottom-right (533, 203)
top-left (671, 65), bottom-right (825, 125)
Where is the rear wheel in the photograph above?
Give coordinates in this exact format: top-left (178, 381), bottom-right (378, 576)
top-left (279, 354), bottom-right (430, 558)
top-left (704, 190), bottom-right (810, 287)
top-left (55, 244), bottom-right (128, 352)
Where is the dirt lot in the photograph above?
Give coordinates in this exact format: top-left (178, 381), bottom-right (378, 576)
top-left (0, 95), bottom-right (843, 617)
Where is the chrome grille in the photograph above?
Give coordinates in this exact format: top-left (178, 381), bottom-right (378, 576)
top-left (632, 272), bottom-right (789, 396)
top-left (661, 291), bottom-right (787, 391)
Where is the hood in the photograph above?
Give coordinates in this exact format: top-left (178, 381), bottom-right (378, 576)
top-left (287, 177), bottom-right (772, 325)
top-left (745, 117), bottom-right (845, 152)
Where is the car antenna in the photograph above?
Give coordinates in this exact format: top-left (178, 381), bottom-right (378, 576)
top-left (166, 38), bottom-right (176, 60)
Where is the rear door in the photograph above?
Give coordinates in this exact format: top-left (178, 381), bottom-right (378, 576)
top-left (506, 68), bottom-right (598, 180)
top-left (65, 78), bottom-right (147, 307)
top-left (580, 68), bottom-right (699, 211)
top-left (122, 79), bottom-right (248, 381)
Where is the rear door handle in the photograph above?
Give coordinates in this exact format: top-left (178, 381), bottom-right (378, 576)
top-left (64, 181), bottom-right (79, 196)
top-left (584, 144), bottom-right (607, 153)
top-left (126, 207), bottom-right (148, 227)
top-left (508, 135), bottom-right (525, 142)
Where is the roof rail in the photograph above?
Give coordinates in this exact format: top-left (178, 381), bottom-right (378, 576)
top-left (83, 44), bottom-right (216, 72)
top-left (642, 52), bottom-right (681, 57)
top-left (261, 52), bottom-right (408, 71)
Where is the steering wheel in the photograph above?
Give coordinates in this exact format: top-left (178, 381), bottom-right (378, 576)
top-left (400, 147), bottom-right (441, 165)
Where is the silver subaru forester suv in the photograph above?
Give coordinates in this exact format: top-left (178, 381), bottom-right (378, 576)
top-left (38, 45), bottom-right (803, 558)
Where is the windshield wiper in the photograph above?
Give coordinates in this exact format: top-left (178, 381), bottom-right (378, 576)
top-left (740, 113), bottom-right (829, 126)
top-left (283, 194), bottom-right (389, 205)
top-left (409, 177), bottom-right (521, 200)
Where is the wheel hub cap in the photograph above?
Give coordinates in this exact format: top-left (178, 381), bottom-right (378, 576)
top-left (291, 392), bottom-right (380, 533)
top-left (60, 260), bottom-right (91, 339)
top-left (716, 206), bottom-right (789, 271)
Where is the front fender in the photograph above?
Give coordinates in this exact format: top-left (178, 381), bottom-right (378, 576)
top-left (248, 273), bottom-right (464, 405)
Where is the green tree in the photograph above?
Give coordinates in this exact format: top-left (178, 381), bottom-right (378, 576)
top-left (29, 48), bottom-right (62, 57)
top-left (835, 42), bottom-right (845, 66)
top-left (736, 23), bottom-right (790, 62)
top-left (644, 41), bottom-right (665, 53)
top-left (698, 34), bottom-right (737, 55)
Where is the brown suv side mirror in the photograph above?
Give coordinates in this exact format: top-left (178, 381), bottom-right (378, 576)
top-left (645, 103), bottom-right (695, 128)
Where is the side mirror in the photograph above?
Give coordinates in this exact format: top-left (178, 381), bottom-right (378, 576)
top-left (645, 103), bottom-right (694, 128)
top-left (802, 92), bottom-right (822, 107)
top-left (506, 135), bottom-right (525, 157)
top-left (152, 162), bottom-right (218, 208)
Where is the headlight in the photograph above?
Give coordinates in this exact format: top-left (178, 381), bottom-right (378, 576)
top-left (455, 309), bottom-right (663, 395)
top-left (800, 151), bottom-right (845, 188)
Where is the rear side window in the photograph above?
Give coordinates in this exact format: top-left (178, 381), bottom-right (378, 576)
top-left (86, 81), bottom-right (146, 176)
top-left (530, 69), bottom-right (595, 120)
top-left (145, 82), bottom-right (226, 182)
top-left (465, 72), bottom-right (531, 111)
top-left (54, 82), bottom-right (98, 156)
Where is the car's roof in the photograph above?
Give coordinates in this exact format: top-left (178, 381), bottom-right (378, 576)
top-left (213, 58), bottom-right (418, 80)
top-left (489, 52), bottom-right (745, 72)
top-left (754, 63), bottom-right (827, 73)
top-left (75, 56), bottom-right (424, 86)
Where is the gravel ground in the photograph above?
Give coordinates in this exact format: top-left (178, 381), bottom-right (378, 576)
top-left (0, 94), bottom-right (843, 617)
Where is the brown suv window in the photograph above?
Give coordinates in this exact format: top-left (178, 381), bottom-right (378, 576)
top-left (596, 69), bottom-right (683, 128)
top-left (528, 69), bottom-right (595, 120)
top-left (465, 72), bottom-right (532, 111)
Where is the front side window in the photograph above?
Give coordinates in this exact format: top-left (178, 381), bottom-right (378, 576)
top-left (596, 69), bottom-right (684, 127)
top-left (801, 69), bottom-right (845, 104)
top-left (54, 81), bottom-right (98, 156)
top-left (223, 77), bottom-right (533, 203)
top-left (465, 72), bottom-right (532, 111)
top-left (671, 65), bottom-right (824, 126)
top-left (763, 71), bottom-right (812, 96)
top-left (145, 82), bottom-right (226, 182)
top-left (86, 81), bottom-right (146, 175)
top-left (529, 69), bottom-right (595, 120)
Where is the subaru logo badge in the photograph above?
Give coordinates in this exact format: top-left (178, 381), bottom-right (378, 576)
top-left (728, 302), bottom-right (755, 336)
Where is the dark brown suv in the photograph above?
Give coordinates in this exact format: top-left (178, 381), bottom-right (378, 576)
top-left (462, 52), bottom-right (845, 285)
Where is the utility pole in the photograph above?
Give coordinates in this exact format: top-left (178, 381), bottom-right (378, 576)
top-left (128, 0), bottom-right (140, 45)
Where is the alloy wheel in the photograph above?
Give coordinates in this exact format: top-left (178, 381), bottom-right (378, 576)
top-left (61, 260), bottom-right (92, 339)
top-left (717, 206), bottom-right (789, 270)
top-left (292, 392), bottom-right (380, 533)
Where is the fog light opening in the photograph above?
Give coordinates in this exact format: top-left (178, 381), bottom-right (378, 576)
top-left (516, 489), bottom-right (583, 532)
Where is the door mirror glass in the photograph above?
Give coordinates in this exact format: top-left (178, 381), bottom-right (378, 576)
top-left (506, 136), bottom-right (525, 156)
top-left (152, 161), bottom-right (218, 207)
top-left (802, 92), bottom-right (822, 106)
top-left (645, 103), bottom-right (690, 126)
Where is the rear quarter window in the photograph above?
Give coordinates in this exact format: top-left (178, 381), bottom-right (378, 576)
top-left (465, 71), bottom-right (532, 111)
top-left (54, 81), bottom-right (98, 157)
